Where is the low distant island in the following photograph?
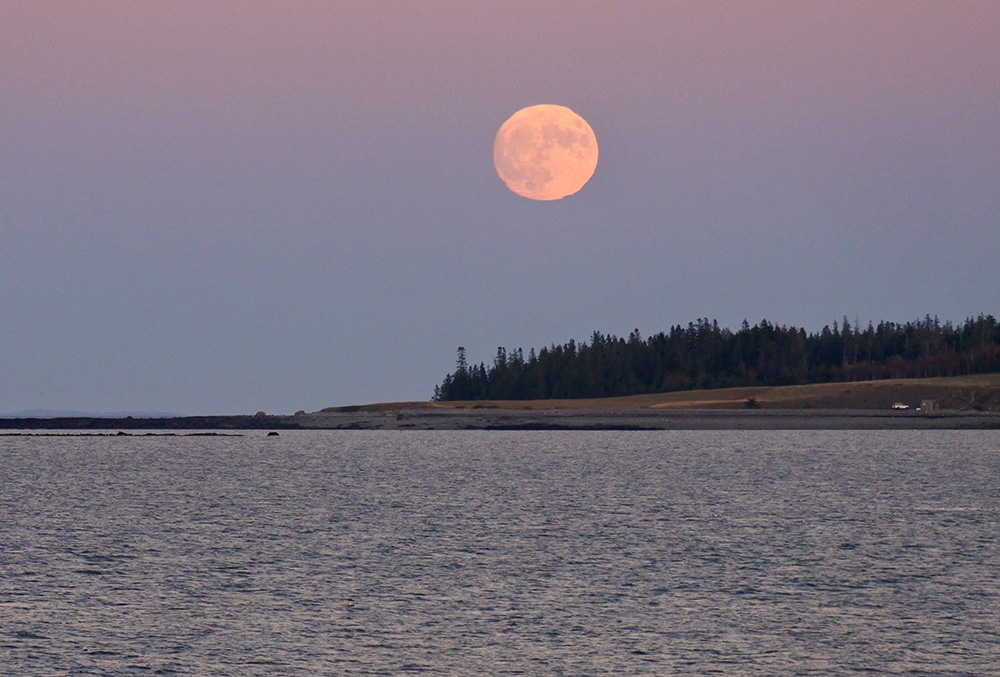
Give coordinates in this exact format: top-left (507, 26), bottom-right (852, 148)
top-left (3, 316), bottom-right (998, 431)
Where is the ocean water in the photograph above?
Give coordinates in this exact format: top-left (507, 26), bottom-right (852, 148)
top-left (1, 430), bottom-right (998, 675)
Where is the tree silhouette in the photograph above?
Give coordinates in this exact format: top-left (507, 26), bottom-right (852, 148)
top-left (434, 315), bottom-right (1000, 401)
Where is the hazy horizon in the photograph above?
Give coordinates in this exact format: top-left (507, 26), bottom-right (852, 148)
top-left (3, 2), bottom-right (998, 414)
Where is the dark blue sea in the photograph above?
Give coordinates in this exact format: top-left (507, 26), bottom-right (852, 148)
top-left (2, 430), bottom-right (998, 675)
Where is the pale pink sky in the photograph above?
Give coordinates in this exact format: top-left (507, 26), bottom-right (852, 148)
top-left (2, 2), bottom-right (998, 412)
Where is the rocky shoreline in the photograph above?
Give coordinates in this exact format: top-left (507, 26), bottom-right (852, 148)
top-left (3, 408), bottom-right (1000, 431)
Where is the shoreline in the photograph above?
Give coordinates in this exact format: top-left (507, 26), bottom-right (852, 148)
top-left (292, 408), bottom-right (1000, 430)
top-left (2, 408), bottom-right (999, 431)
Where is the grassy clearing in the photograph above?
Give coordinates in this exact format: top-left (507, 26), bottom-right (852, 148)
top-left (326, 374), bottom-right (1000, 413)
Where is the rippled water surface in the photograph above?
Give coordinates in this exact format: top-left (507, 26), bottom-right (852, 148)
top-left (2, 430), bottom-right (999, 675)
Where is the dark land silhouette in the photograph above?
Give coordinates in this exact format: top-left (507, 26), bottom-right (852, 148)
top-left (435, 315), bottom-right (1000, 403)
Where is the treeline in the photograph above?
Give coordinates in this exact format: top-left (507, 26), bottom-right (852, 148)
top-left (434, 314), bottom-right (1000, 401)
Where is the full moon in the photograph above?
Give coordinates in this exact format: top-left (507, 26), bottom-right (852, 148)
top-left (493, 104), bottom-right (598, 201)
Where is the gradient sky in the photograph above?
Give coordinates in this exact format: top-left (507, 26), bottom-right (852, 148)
top-left (2, 2), bottom-right (998, 414)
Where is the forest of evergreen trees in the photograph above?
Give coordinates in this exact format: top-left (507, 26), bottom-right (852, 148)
top-left (434, 315), bottom-right (1000, 401)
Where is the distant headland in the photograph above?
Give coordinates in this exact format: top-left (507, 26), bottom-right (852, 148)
top-left (433, 316), bottom-right (1000, 403)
